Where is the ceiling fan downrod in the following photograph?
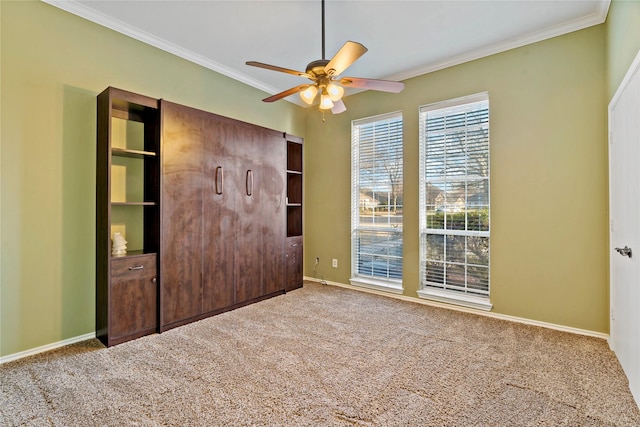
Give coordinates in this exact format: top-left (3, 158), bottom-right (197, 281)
top-left (321, 0), bottom-right (325, 60)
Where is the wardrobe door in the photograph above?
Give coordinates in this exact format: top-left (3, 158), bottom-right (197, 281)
top-left (260, 132), bottom-right (287, 295)
top-left (234, 127), bottom-right (286, 301)
top-left (160, 101), bottom-right (204, 328)
top-left (110, 254), bottom-right (158, 342)
top-left (234, 126), bottom-right (265, 303)
top-left (202, 116), bottom-right (237, 313)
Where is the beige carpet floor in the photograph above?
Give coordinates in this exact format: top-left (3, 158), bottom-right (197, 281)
top-left (1, 281), bottom-right (639, 426)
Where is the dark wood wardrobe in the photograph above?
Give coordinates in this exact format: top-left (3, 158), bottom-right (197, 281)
top-left (96, 87), bottom-right (303, 346)
top-left (160, 100), bottom-right (288, 330)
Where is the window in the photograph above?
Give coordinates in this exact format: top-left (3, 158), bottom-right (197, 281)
top-left (351, 112), bottom-right (403, 293)
top-left (418, 94), bottom-right (491, 310)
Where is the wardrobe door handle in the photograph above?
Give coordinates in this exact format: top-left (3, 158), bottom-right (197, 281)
top-left (246, 169), bottom-right (253, 196)
top-left (215, 166), bottom-right (224, 195)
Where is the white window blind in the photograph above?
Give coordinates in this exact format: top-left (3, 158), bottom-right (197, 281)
top-left (419, 94), bottom-right (490, 298)
top-left (351, 112), bottom-right (403, 284)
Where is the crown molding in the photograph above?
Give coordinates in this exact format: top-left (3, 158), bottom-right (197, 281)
top-left (43, 0), bottom-right (609, 104)
top-left (595, 0), bottom-right (612, 20)
top-left (41, 0), bottom-right (289, 101)
top-left (386, 1), bottom-right (610, 83)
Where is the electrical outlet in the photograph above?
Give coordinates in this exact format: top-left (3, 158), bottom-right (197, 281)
top-left (332, 259), bottom-right (338, 268)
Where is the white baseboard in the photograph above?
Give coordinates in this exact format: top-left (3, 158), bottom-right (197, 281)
top-left (304, 276), bottom-right (609, 341)
top-left (0, 332), bottom-right (96, 365)
top-left (1, 278), bottom-right (610, 364)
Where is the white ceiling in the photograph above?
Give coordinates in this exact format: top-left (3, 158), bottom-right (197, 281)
top-left (45, 0), bottom-right (609, 105)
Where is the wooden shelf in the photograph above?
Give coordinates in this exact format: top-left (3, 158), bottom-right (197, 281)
top-left (286, 137), bottom-right (303, 238)
top-left (287, 141), bottom-right (303, 172)
top-left (110, 249), bottom-right (156, 259)
top-left (111, 201), bottom-right (157, 206)
top-left (286, 205), bottom-right (302, 237)
top-left (287, 173), bottom-right (302, 206)
top-left (112, 147), bottom-right (157, 158)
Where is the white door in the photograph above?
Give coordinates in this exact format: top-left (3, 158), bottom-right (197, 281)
top-left (610, 49), bottom-right (640, 406)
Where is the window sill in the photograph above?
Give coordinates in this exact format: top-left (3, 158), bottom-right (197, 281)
top-left (349, 277), bottom-right (404, 294)
top-left (417, 288), bottom-right (492, 311)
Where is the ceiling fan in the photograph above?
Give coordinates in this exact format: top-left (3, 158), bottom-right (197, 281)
top-left (246, 0), bottom-right (404, 115)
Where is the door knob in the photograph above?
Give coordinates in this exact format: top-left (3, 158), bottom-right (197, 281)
top-left (615, 246), bottom-right (632, 258)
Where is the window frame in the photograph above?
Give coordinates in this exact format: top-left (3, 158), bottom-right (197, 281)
top-left (417, 93), bottom-right (492, 311)
top-left (350, 111), bottom-right (404, 294)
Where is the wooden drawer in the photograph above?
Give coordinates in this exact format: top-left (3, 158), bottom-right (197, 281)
top-left (111, 253), bottom-right (157, 281)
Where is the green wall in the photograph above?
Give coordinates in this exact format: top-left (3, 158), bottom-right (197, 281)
top-left (607, 0), bottom-right (640, 99)
top-left (1, 0), bottom-right (632, 358)
top-left (304, 25), bottom-right (609, 333)
top-left (0, 1), bottom-right (306, 357)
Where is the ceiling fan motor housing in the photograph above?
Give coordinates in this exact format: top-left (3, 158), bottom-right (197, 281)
top-left (306, 59), bottom-right (331, 78)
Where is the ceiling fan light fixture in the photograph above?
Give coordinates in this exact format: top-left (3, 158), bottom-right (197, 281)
top-left (300, 85), bottom-right (318, 104)
top-left (319, 92), bottom-right (334, 110)
top-left (246, 0), bottom-right (403, 118)
top-left (326, 83), bottom-right (344, 102)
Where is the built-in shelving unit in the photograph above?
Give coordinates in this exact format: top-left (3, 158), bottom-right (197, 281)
top-left (286, 138), bottom-right (303, 238)
top-left (96, 87), bottom-right (305, 347)
top-left (285, 135), bottom-right (303, 291)
top-left (96, 87), bottom-right (160, 347)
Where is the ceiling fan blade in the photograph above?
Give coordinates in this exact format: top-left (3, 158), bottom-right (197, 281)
top-left (246, 61), bottom-right (311, 78)
top-left (340, 77), bottom-right (405, 93)
top-left (331, 99), bottom-right (347, 114)
top-left (262, 84), bottom-right (310, 103)
top-left (324, 41), bottom-right (368, 77)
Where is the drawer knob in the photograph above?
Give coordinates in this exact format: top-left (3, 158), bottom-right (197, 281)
top-left (128, 265), bottom-right (144, 271)
top-left (151, 277), bottom-right (157, 283)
